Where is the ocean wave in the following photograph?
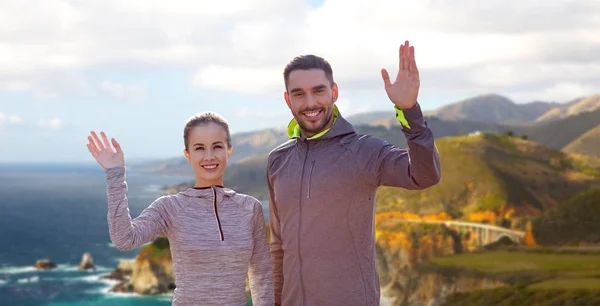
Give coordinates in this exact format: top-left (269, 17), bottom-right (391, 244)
top-left (0, 279), bottom-right (7, 285)
top-left (0, 264), bottom-right (112, 276)
top-left (17, 276), bottom-right (39, 284)
top-left (0, 265), bottom-right (36, 275)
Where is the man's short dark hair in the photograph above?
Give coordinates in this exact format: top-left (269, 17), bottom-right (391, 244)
top-left (283, 55), bottom-right (334, 91)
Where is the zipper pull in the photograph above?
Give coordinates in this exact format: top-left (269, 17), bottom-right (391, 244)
top-left (307, 160), bottom-right (315, 199)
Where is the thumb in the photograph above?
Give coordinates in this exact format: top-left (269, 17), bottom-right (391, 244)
top-left (112, 138), bottom-right (123, 153)
top-left (381, 69), bottom-right (392, 87)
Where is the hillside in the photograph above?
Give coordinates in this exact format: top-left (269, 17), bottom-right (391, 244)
top-left (375, 133), bottom-right (600, 220)
top-left (563, 124), bottom-right (600, 158)
top-left (424, 94), bottom-right (555, 124)
top-left (536, 94), bottom-right (600, 122)
top-left (517, 107), bottom-right (600, 150)
top-left (532, 188), bottom-right (600, 246)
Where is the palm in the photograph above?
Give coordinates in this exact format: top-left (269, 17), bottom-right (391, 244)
top-left (381, 41), bottom-right (420, 110)
top-left (87, 131), bottom-right (125, 169)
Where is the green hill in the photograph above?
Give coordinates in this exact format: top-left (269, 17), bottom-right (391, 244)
top-left (375, 133), bottom-right (600, 219)
top-left (532, 188), bottom-right (600, 246)
top-left (517, 107), bottom-right (600, 150)
top-left (563, 124), bottom-right (600, 158)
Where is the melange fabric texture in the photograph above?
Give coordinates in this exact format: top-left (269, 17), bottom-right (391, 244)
top-left (105, 166), bottom-right (274, 306)
top-left (267, 102), bottom-right (441, 305)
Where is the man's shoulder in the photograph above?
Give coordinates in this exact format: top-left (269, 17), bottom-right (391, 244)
top-left (267, 139), bottom-right (296, 163)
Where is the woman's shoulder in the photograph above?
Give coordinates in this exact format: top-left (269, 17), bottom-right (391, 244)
top-left (227, 190), bottom-right (263, 209)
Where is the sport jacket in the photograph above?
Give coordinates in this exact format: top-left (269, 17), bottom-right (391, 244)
top-left (267, 103), bottom-right (441, 305)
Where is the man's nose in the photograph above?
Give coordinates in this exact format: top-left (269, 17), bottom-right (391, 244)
top-left (306, 93), bottom-right (318, 107)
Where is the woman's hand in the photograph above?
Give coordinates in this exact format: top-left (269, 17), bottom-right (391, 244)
top-left (87, 131), bottom-right (124, 169)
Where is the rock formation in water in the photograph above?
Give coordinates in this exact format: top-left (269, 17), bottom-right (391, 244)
top-left (103, 237), bottom-right (175, 295)
top-left (78, 252), bottom-right (96, 271)
top-left (34, 259), bottom-right (57, 270)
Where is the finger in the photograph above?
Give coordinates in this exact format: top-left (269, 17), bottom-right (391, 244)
top-left (403, 40), bottom-right (410, 72)
top-left (399, 44), bottom-right (405, 71)
top-left (87, 142), bottom-right (99, 158)
top-left (100, 132), bottom-right (112, 152)
top-left (91, 131), bottom-right (105, 150)
top-left (409, 45), bottom-right (417, 73)
top-left (381, 69), bottom-right (392, 87)
top-left (88, 136), bottom-right (99, 152)
top-left (112, 138), bottom-right (123, 154)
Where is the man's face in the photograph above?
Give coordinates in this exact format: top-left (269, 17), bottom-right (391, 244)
top-left (284, 69), bottom-right (338, 138)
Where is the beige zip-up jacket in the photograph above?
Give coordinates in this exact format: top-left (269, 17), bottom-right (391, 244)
top-left (105, 166), bottom-right (274, 305)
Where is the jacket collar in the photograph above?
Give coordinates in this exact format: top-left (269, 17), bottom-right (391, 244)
top-left (180, 185), bottom-right (236, 198)
top-left (287, 104), bottom-right (356, 140)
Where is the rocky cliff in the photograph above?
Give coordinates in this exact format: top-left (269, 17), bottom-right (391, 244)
top-left (375, 215), bottom-right (506, 305)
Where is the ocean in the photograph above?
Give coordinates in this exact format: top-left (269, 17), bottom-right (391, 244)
top-left (0, 162), bottom-right (247, 305)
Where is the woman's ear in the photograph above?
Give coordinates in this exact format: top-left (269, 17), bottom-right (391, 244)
top-left (183, 148), bottom-right (191, 162)
top-left (227, 146), bottom-right (232, 157)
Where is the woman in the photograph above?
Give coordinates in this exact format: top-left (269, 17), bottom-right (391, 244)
top-left (86, 112), bottom-right (274, 305)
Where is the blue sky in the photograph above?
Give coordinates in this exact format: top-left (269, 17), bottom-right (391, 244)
top-left (1, 0), bottom-right (599, 162)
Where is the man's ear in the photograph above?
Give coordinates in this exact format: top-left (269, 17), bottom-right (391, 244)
top-left (332, 83), bottom-right (339, 103)
top-left (284, 91), bottom-right (292, 109)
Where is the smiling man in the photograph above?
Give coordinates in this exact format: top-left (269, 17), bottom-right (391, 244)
top-left (266, 41), bottom-right (442, 305)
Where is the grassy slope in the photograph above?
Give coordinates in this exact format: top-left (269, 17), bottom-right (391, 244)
top-left (521, 107), bottom-right (600, 150)
top-left (563, 124), bottom-right (600, 158)
top-left (376, 133), bottom-right (600, 218)
top-left (532, 188), bottom-right (600, 246)
top-left (425, 249), bottom-right (600, 305)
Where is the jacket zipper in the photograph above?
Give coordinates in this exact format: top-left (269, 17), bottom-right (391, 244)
top-left (211, 186), bottom-right (224, 241)
top-left (306, 160), bottom-right (315, 199)
top-left (298, 141), bottom-right (309, 306)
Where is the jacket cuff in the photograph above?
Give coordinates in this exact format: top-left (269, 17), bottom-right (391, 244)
top-left (394, 102), bottom-right (425, 130)
top-left (105, 166), bottom-right (126, 181)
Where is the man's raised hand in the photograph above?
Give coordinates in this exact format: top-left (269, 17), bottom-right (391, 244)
top-left (381, 40), bottom-right (420, 110)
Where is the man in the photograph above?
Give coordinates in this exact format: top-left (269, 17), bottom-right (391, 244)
top-left (267, 40), bottom-right (441, 305)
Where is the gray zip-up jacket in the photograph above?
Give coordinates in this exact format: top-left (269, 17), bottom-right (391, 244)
top-left (267, 102), bottom-right (441, 305)
top-left (105, 166), bottom-right (274, 305)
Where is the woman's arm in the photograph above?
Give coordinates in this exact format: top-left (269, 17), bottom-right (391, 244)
top-left (248, 199), bottom-right (274, 305)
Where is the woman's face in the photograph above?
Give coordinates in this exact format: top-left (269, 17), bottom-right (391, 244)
top-left (184, 122), bottom-right (232, 187)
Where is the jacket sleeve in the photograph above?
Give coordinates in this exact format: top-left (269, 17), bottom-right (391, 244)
top-left (248, 199), bottom-right (275, 306)
top-left (356, 102), bottom-right (441, 189)
top-left (266, 157), bottom-right (284, 305)
top-left (105, 166), bottom-right (169, 251)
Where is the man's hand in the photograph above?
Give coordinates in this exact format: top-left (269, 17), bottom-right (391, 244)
top-left (381, 40), bottom-right (420, 110)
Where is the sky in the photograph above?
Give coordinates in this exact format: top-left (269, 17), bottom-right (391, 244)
top-left (1, 0), bottom-right (599, 162)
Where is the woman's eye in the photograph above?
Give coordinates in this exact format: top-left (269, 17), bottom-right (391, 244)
top-left (215, 145), bottom-right (223, 149)
top-left (195, 147), bottom-right (204, 151)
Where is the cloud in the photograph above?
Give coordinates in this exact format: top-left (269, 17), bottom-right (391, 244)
top-left (0, 112), bottom-right (23, 125)
top-left (99, 81), bottom-right (146, 100)
top-left (0, 0), bottom-right (598, 103)
top-left (8, 116), bottom-right (22, 124)
top-left (38, 118), bottom-right (62, 129)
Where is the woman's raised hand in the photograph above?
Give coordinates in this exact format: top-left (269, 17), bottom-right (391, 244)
top-left (87, 131), bottom-right (124, 169)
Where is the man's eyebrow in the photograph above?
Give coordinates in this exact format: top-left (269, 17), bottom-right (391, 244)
top-left (313, 84), bottom-right (327, 90)
top-left (290, 88), bottom-right (303, 94)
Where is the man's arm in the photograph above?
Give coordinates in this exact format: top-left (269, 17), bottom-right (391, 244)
top-left (356, 102), bottom-right (441, 189)
top-left (266, 158), bottom-right (284, 305)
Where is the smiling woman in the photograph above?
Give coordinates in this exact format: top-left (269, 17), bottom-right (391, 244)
top-left (85, 112), bottom-right (274, 306)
